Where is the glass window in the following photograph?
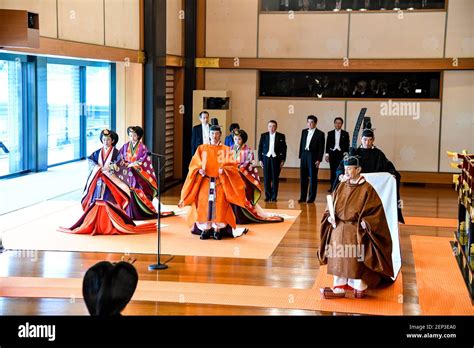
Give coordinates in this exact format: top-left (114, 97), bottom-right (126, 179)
top-left (47, 64), bottom-right (81, 166)
top-left (0, 59), bottom-right (25, 177)
top-left (259, 71), bottom-right (440, 99)
top-left (85, 65), bottom-right (111, 155)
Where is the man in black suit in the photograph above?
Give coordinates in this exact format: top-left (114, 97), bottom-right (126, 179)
top-left (190, 111), bottom-right (210, 155)
top-left (258, 120), bottom-right (287, 202)
top-left (325, 117), bottom-right (350, 191)
top-left (298, 115), bottom-right (325, 203)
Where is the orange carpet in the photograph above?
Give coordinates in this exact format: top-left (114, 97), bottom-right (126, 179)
top-left (0, 264), bottom-right (403, 315)
top-left (411, 235), bottom-right (474, 315)
top-left (404, 216), bottom-right (457, 228)
top-left (312, 265), bottom-right (403, 315)
top-left (1, 203), bottom-right (300, 260)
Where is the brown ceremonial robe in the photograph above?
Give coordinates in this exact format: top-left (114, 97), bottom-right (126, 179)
top-left (318, 178), bottom-right (394, 288)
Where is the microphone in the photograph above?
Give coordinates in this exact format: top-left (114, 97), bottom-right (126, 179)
top-left (147, 151), bottom-right (166, 158)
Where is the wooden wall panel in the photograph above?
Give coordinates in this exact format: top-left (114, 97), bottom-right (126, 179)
top-left (57, 0), bottom-right (104, 45)
top-left (105, 0), bottom-right (140, 50)
top-left (258, 13), bottom-right (349, 58)
top-left (0, 0), bottom-right (57, 38)
top-left (392, 102), bottom-right (440, 172)
top-left (206, 0), bottom-right (258, 58)
top-left (257, 99), bottom-right (346, 168)
top-left (346, 101), bottom-right (397, 161)
top-left (440, 71), bottom-right (474, 173)
top-left (166, 0), bottom-right (183, 56)
top-left (445, 0), bottom-right (474, 58)
top-left (349, 12), bottom-right (446, 58)
top-left (115, 62), bottom-right (144, 147)
top-left (205, 69), bottom-right (258, 148)
top-left (347, 101), bottom-right (440, 172)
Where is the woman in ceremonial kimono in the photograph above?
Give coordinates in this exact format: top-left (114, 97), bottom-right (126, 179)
top-left (117, 126), bottom-right (173, 220)
top-left (59, 129), bottom-right (157, 235)
top-left (230, 129), bottom-right (284, 224)
top-left (81, 129), bottom-right (129, 211)
top-left (178, 121), bottom-right (248, 240)
top-left (318, 151), bottom-right (394, 299)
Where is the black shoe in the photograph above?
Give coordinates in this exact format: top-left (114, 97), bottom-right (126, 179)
top-left (272, 198), bottom-right (277, 202)
top-left (306, 200), bottom-right (315, 203)
top-left (327, 189), bottom-right (332, 193)
top-left (298, 199), bottom-right (306, 203)
top-left (264, 198), bottom-right (270, 202)
top-left (200, 229), bottom-right (212, 240)
top-left (213, 230), bottom-right (222, 240)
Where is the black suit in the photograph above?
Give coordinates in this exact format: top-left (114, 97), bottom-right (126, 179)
top-left (190, 124), bottom-right (208, 155)
top-left (326, 129), bottom-right (350, 188)
top-left (258, 132), bottom-right (287, 201)
top-left (298, 128), bottom-right (325, 202)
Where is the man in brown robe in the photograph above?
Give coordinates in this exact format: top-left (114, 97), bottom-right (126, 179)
top-left (318, 151), bottom-right (394, 299)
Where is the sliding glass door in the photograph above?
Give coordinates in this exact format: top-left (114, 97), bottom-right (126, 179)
top-left (46, 64), bottom-right (81, 166)
top-left (0, 55), bottom-right (115, 177)
top-left (0, 59), bottom-right (25, 177)
top-left (85, 65), bottom-right (111, 155)
top-left (46, 60), bottom-right (113, 166)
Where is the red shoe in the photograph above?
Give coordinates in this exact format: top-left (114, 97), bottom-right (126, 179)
top-left (337, 284), bottom-right (355, 291)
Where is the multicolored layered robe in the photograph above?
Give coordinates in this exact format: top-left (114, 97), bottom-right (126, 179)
top-left (230, 144), bottom-right (284, 224)
top-left (81, 146), bottom-right (130, 211)
top-left (116, 141), bottom-right (173, 220)
top-left (59, 145), bottom-right (156, 235)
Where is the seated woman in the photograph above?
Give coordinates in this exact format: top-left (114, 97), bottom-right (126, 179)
top-left (230, 129), bottom-right (284, 224)
top-left (117, 126), bottom-right (173, 220)
top-left (318, 150), bottom-right (394, 299)
top-left (81, 129), bottom-right (129, 211)
top-left (59, 130), bottom-right (157, 235)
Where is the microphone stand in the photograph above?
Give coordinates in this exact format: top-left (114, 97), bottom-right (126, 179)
top-left (147, 151), bottom-right (168, 271)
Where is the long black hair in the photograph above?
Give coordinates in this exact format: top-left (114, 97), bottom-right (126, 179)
top-left (127, 126), bottom-right (144, 141)
top-left (100, 129), bottom-right (119, 146)
top-left (82, 261), bottom-right (138, 316)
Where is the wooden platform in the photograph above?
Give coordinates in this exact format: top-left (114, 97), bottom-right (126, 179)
top-left (0, 180), bottom-right (460, 315)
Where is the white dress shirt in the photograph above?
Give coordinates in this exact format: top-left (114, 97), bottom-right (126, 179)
top-left (202, 124), bottom-right (210, 144)
top-left (305, 128), bottom-right (315, 151)
top-left (266, 132), bottom-right (277, 157)
top-left (334, 129), bottom-right (341, 151)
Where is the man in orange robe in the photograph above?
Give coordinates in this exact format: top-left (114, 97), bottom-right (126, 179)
top-left (179, 123), bottom-right (248, 240)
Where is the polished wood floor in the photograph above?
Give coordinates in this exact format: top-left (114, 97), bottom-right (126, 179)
top-left (0, 180), bottom-right (458, 315)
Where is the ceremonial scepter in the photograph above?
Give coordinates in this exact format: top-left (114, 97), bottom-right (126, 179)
top-left (351, 107), bottom-right (368, 150)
